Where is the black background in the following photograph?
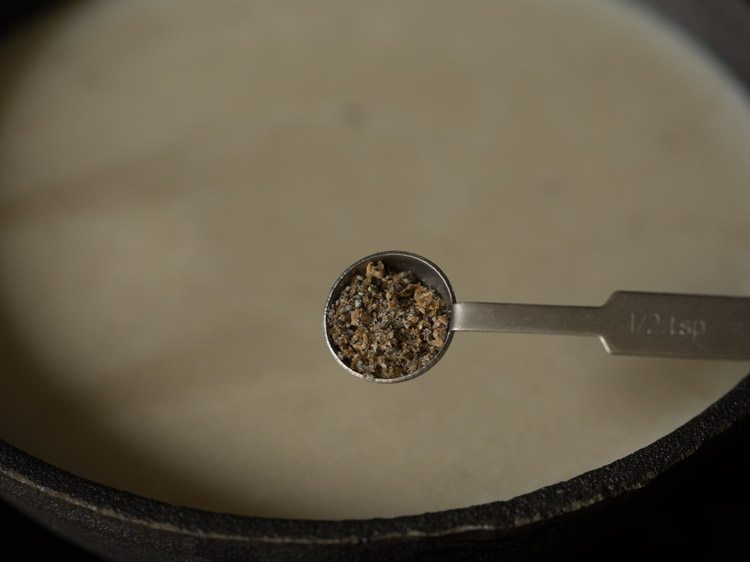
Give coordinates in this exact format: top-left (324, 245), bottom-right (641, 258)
top-left (2, 417), bottom-right (749, 561)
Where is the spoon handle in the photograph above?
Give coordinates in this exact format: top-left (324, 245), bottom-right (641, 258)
top-left (451, 291), bottom-right (750, 360)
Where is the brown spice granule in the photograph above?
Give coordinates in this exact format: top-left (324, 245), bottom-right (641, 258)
top-left (327, 261), bottom-right (450, 379)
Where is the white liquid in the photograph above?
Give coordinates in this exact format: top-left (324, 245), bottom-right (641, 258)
top-left (0, 0), bottom-right (749, 519)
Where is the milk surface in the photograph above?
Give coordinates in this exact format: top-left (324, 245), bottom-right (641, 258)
top-left (0, 0), bottom-right (748, 518)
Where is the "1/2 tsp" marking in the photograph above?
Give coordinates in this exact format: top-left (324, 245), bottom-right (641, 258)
top-left (629, 312), bottom-right (706, 340)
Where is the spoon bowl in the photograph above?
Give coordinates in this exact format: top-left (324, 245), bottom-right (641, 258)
top-left (323, 250), bottom-right (456, 383)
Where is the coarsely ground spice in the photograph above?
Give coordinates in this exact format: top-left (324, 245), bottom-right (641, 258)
top-left (327, 261), bottom-right (450, 379)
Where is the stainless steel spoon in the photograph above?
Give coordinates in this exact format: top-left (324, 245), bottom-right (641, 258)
top-left (324, 250), bottom-right (750, 383)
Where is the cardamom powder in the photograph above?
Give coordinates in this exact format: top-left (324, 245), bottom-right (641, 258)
top-left (327, 261), bottom-right (450, 379)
